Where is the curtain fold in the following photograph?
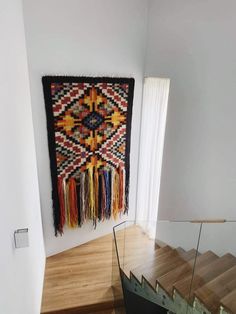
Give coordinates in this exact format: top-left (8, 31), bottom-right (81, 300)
top-left (136, 77), bottom-right (170, 238)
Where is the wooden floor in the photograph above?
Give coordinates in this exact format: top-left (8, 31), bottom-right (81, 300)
top-left (41, 225), bottom-right (148, 314)
top-left (41, 233), bottom-right (116, 313)
top-left (41, 224), bottom-right (236, 314)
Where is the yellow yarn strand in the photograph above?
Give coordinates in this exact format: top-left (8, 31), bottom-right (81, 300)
top-left (94, 168), bottom-right (99, 220)
top-left (88, 167), bottom-right (95, 220)
top-left (112, 169), bottom-right (120, 219)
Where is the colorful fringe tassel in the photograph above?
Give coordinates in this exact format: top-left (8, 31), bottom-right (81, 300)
top-left (57, 166), bottom-right (127, 233)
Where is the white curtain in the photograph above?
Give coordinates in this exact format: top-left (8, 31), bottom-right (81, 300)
top-left (136, 77), bottom-right (170, 238)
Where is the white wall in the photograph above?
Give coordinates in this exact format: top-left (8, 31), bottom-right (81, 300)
top-left (145, 0), bottom-right (236, 221)
top-left (22, 0), bottom-right (149, 256)
top-left (0, 0), bottom-right (45, 313)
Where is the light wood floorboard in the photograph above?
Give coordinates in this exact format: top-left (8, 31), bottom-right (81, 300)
top-left (41, 225), bottom-right (147, 313)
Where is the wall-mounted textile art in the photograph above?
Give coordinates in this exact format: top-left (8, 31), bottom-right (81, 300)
top-left (42, 76), bottom-right (134, 235)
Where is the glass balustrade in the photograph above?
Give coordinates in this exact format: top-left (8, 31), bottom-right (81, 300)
top-left (112, 220), bottom-right (206, 314)
top-left (189, 221), bottom-right (236, 314)
top-left (113, 220), bottom-right (236, 314)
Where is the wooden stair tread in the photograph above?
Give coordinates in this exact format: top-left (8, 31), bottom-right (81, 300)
top-left (129, 247), bottom-right (193, 280)
top-left (129, 247), bottom-right (179, 280)
top-left (176, 247), bottom-right (186, 254)
top-left (121, 245), bottom-right (173, 277)
top-left (124, 246), bottom-right (174, 278)
top-left (174, 248), bottom-right (199, 264)
top-left (119, 235), bottom-right (158, 276)
top-left (146, 255), bottom-right (191, 289)
top-left (173, 251), bottom-right (218, 299)
top-left (220, 289), bottom-right (236, 314)
top-left (132, 248), bottom-right (195, 289)
top-left (194, 265), bottom-right (236, 313)
top-left (153, 245), bottom-right (172, 262)
top-left (157, 249), bottom-right (198, 295)
top-left (159, 251), bottom-right (218, 298)
top-left (174, 253), bottom-right (236, 302)
top-left (115, 227), bottom-right (155, 260)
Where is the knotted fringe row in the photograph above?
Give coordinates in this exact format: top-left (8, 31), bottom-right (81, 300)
top-left (57, 166), bottom-right (126, 233)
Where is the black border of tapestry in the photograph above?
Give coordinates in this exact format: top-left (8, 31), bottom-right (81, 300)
top-left (42, 76), bottom-right (134, 235)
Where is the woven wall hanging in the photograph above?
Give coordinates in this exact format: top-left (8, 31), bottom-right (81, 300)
top-left (42, 76), bottom-right (134, 235)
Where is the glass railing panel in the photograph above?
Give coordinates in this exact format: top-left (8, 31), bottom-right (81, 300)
top-left (122, 220), bottom-right (156, 279)
top-left (115, 220), bottom-right (170, 314)
top-left (112, 221), bottom-right (128, 313)
top-left (112, 224), bottom-right (124, 313)
top-left (189, 221), bottom-right (236, 314)
top-left (155, 221), bottom-right (202, 314)
top-left (113, 220), bottom-right (202, 314)
top-left (113, 221), bottom-right (127, 270)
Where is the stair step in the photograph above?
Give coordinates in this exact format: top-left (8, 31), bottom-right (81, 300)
top-left (116, 227), bottom-right (156, 263)
top-left (176, 247), bottom-right (186, 254)
top-left (194, 265), bottom-right (236, 313)
top-left (177, 247), bottom-right (195, 261)
top-left (174, 253), bottom-right (236, 302)
top-left (157, 249), bottom-right (198, 296)
top-left (122, 248), bottom-right (156, 264)
top-left (174, 251), bottom-right (218, 302)
top-left (158, 250), bottom-right (218, 297)
top-left (125, 245), bottom-right (173, 270)
top-left (131, 248), bottom-right (195, 290)
top-left (220, 289), bottom-right (236, 314)
top-left (156, 245), bottom-right (175, 256)
top-left (124, 246), bottom-right (175, 278)
top-left (123, 246), bottom-right (173, 277)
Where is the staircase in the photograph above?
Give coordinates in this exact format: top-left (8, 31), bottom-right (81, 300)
top-left (114, 223), bottom-right (236, 314)
top-left (40, 223), bottom-right (236, 314)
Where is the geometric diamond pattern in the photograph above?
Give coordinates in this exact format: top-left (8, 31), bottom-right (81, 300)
top-left (42, 76), bottom-right (134, 235)
top-left (53, 82), bottom-right (129, 175)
